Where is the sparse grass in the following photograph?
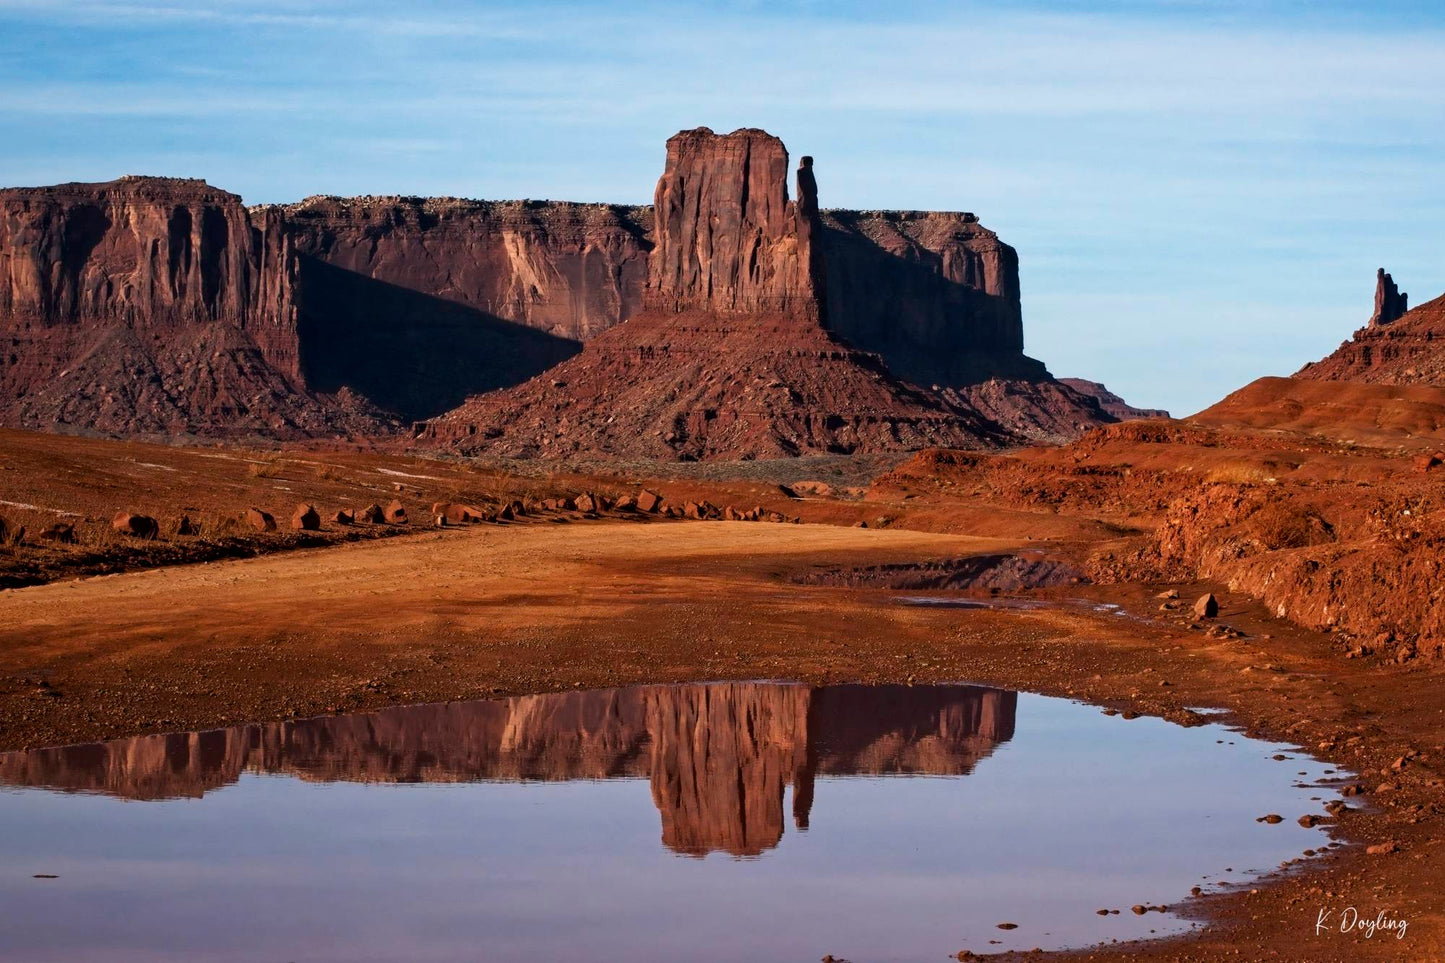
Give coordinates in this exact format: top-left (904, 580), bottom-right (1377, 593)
top-left (1204, 462), bottom-right (1277, 486)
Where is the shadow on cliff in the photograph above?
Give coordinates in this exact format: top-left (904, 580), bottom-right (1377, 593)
top-left (820, 225), bottom-right (1050, 387)
top-left (295, 256), bottom-right (582, 422)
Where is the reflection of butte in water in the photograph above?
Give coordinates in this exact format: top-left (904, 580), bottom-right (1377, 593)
top-left (0, 683), bottom-right (1016, 857)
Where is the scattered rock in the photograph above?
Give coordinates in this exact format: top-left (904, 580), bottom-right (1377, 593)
top-left (1258, 814), bottom-right (1283, 824)
top-left (111, 512), bottom-right (160, 539)
top-left (1193, 593), bottom-right (1219, 619)
top-left (244, 508), bottom-right (276, 532)
top-left (173, 515), bottom-right (198, 537)
top-left (1155, 589), bottom-right (1180, 600)
top-left (1366, 841), bottom-right (1400, 855)
top-left (637, 489), bottom-right (662, 513)
top-left (384, 499), bottom-right (407, 524)
top-left (1298, 814), bottom-right (1322, 828)
top-left (333, 509), bottom-right (354, 525)
top-left (37, 522), bottom-right (76, 543)
top-left (575, 493), bottom-right (598, 513)
top-left (995, 922), bottom-right (1018, 930)
top-left (291, 504), bottom-right (321, 531)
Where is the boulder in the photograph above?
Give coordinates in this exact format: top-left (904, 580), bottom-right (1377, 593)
top-left (112, 512), bottom-right (160, 539)
top-left (575, 493), bottom-right (598, 513)
top-left (1193, 593), bottom-right (1219, 619)
top-left (498, 504), bottom-right (515, 521)
top-left (637, 489), bottom-right (662, 513)
top-left (560, 496), bottom-right (577, 512)
top-left (358, 504), bottom-right (385, 524)
top-left (509, 500), bottom-right (527, 517)
top-left (434, 514), bottom-right (449, 527)
top-left (38, 522), bottom-right (76, 543)
top-left (614, 494), bottom-right (638, 512)
top-left (173, 516), bottom-right (198, 537)
top-left (384, 499), bottom-right (408, 524)
top-left (333, 509), bottom-right (354, 525)
top-left (1415, 454), bottom-right (1441, 473)
top-left (291, 504), bottom-right (321, 531)
top-left (244, 508), bottom-right (276, 532)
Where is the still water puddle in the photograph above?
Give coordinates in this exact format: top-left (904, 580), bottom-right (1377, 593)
top-left (0, 683), bottom-right (1349, 962)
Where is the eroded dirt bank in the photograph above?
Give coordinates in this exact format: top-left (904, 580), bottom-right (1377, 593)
top-left (0, 520), bottom-right (1439, 962)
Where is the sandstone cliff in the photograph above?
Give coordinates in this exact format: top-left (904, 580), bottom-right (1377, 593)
top-left (278, 195), bottom-right (651, 342)
top-left (0, 177), bottom-right (389, 437)
top-left (0, 682), bottom-right (1016, 857)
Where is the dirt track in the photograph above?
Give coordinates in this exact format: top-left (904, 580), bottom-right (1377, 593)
top-left (0, 519), bottom-right (1440, 961)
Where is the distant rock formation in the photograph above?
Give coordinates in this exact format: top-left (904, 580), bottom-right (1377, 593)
top-left (0, 682), bottom-right (1016, 857)
top-left (419, 128), bottom-right (1111, 457)
top-left (1057, 379), bottom-right (1169, 420)
top-left (1370, 268), bottom-right (1409, 327)
top-left (0, 132), bottom-right (1135, 444)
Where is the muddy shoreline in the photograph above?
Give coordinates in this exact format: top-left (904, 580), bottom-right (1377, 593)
top-left (0, 521), bottom-right (1437, 960)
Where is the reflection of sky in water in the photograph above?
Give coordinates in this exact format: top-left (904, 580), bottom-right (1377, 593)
top-left (0, 686), bottom-right (1347, 962)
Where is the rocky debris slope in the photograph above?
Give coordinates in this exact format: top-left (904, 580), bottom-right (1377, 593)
top-left (420, 128), bottom-right (1110, 458)
top-left (0, 177), bottom-right (390, 438)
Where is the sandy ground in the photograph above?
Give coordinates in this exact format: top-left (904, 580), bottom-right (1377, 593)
top-left (0, 519), bottom-right (1439, 961)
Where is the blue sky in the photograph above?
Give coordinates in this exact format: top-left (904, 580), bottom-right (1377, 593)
top-left (2, 1), bottom-right (1442, 415)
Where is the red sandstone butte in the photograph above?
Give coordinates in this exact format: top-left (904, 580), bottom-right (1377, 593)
top-left (418, 128), bottom-right (1107, 459)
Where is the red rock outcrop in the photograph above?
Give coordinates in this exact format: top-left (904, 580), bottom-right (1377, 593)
top-left (0, 682), bottom-right (1015, 857)
top-left (0, 177), bottom-right (390, 438)
top-left (1297, 291), bottom-right (1445, 386)
top-left (1370, 267), bottom-right (1409, 327)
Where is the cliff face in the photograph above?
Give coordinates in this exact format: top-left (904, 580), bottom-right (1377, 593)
top-left (280, 194), bottom-right (1038, 393)
top-left (821, 210), bottom-right (1039, 385)
top-left (0, 682), bottom-right (1016, 858)
top-left (0, 177), bottom-right (389, 437)
top-left (0, 177), bottom-right (297, 373)
top-left (279, 195), bottom-right (651, 342)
